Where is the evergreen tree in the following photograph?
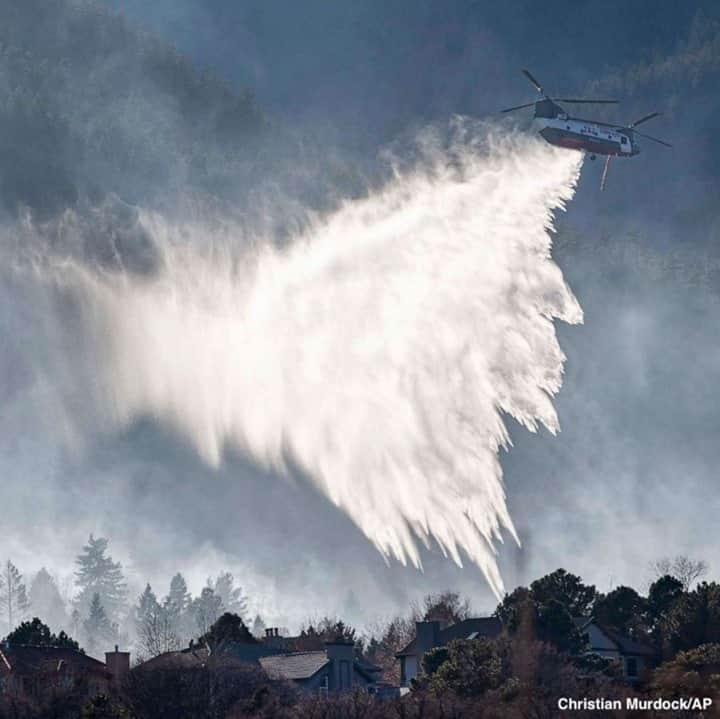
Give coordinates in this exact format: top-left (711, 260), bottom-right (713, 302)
top-left (209, 572), bottom-right (248, 619)
top-left (0, 560), bottom-right (30, 634)
top-left (293, 618), bottom-right (359, 651)
top-left (199, 612), bottom-right (256, 654)
top-left (163, 573), bottom-right (192, 643)
top-left (164, 573), bottom-right (191, 619)
top-left (4, 617), bottom-right (82, 652)
top-left (74, 535), bottom-right (127, 623)
top-left (251, 614), bottom-right (266, 638)
top-left (70, 607), bottom-right (81, 639)
top-left (28, 568), bottom-right (67, 631)
top-left (528, 569), bottom-right (597, 617)
top-left (190, 587), bottom-right (223, 636)
top-left (134, 584), bottom-right (160, 629)
top-left (83, 592), bottom-right (117, 657)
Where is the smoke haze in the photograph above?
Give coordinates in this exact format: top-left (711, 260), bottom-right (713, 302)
top-left (15, 126), bottom-right (582, 601)
top-left (3, 0), bottom-right (720, 631)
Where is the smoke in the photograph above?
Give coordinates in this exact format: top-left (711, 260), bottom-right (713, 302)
top-left (17, 124), bottom-right (583, 599)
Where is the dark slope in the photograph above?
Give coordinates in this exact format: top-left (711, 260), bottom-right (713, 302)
top-left (0, 0), bottom-right (263, 216)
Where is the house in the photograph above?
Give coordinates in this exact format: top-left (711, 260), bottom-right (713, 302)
top-left (395, 618), bottom-right (503, 688)
top-left (0, 642), bottom-right (129, 703)
top-left (138, 634), bottom-right (380, 695)
top-left (574, 618), bottom-right (656, 682)
top-left (259, 640), bottom-right (380, 693)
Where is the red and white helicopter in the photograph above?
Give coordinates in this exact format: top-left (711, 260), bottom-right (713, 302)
top-left (502, 69), bottom-right (671, 189)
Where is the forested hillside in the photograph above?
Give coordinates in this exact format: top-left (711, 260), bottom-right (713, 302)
top-left (0, 0), bottom-right (263, 216)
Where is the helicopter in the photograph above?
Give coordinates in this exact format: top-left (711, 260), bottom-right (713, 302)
top-left (502, 69), bottom-right (671, 190)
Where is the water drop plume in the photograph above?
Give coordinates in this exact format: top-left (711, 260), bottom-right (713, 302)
top-left (34, 123), bottom-right (584, 598)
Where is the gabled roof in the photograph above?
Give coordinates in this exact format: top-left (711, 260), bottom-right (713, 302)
top-left (354, 657), bottom-right (382, 680)
top-left (572, 616), bottom-right (593, 630)
top-left (396, 617), bottom-right (503, 657)
top-left (574, 618), bottom-right (656, 657)
top-left (0, 645), bottom-right (109, 677)
top-left (259, 651), bottom-right (329, 681)
top-left (599, 626), bottom-right (655, 657)
top-left (137, 647), bottom-right (209, 671)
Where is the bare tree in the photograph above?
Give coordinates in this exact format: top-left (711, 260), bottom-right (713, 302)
top-left (138, 604), bottom-right (183, 659)
top-left (650, 555), bottom-right (708, 591)
top-left (412, 590), bottom-right (472, 628)
top-left (365, 616), bottom-right (415, 683)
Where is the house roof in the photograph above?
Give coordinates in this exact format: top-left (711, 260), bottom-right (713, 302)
top-left (259, 651), bottom-right (329, 681)
top-left (396, 617), bottom-right (503, 657)
top-left (574, 618), bottom-right (656, 657)
top-left (0, 645), bottom-right (110, 677)
top-left (137, 647), bottom-right (209, 671)
top-left (354, 657), bottom-right (382, 680)
top-left (600, 626), bottom-right (655, 657)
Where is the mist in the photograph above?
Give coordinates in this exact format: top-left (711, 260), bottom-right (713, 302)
top-left (7, 124), bottom-right (582, 607)
top-left (2, 0), bottom-right (720, 633)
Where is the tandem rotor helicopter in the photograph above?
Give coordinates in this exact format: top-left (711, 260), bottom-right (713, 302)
top-left (502, 69), bottom-right (671, 190)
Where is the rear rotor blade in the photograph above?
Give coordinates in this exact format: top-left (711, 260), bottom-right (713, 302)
top-left (635, 131), bottom-right (672, 148)
top-left (501, 102), bottom-right (536, 113)
top-left (630, 111), bottom-right (661, 128)
top-left (554, 98), bottom-right (619, 104)
top-left (522, 69), bottom-right (543, 94)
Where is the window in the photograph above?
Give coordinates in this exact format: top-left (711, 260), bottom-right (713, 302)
top-left (621, 136), bottom-right (628, 145)
top-left (626, 657), bottom-right (638, 677)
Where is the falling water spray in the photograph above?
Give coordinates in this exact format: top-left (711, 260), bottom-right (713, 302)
top-left (25, 124), bottom-right (583, 598)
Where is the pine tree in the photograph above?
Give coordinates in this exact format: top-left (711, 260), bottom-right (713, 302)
top-left (164, 573), bottom-right (191, 618)
top-left (0, 560), bottom-right (30, 634)
top-left (70, 608), bottom-right (81, 639)
top-left (209, 572), bottom-right (248, 619)
top-left (251, 614), bottom-right (266, 639)
top-left (28, 568), bottom-right (68, 631)
top-left (74, 535), bottom-right (127, 623)
top-left (5, 618), bottom-right (82, 652)
top-left (163, 573), bottom-right (192, 643)
top-left (83, 592), bottom-right (117, 657)
top-left (134, 584), bottom-right (160, 629)
top-left (190, 587), bottom-right (223, 636)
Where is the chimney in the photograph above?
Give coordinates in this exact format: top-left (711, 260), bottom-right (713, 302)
top-left (415, 621), bottom-right (440, 660)
top-left (325, 640), bottom-right (355, 691)
top-left (105, 645), bottom-right (130, 688)
top-left (264, 627), bottom-right (283, 647)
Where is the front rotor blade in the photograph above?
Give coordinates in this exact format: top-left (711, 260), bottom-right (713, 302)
top-left (522, 69), bottom-right (543, 93)
top-left (501, 102), bottom-right (536, 113)
top-left (554, 98), bottom-right (619, 104)
top-left (635, 131), bottom-right (672, 148)
top-left (630, 111), bottom-right (661, 128)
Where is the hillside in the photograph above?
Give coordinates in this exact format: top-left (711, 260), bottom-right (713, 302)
top-left (0, 0), bottom-right (263, 216)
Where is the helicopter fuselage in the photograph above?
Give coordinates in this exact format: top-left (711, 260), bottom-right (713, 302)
top-left (501, 69), bottom-right (669, 188)
top-left (534, 116), bottom-right (637, 157)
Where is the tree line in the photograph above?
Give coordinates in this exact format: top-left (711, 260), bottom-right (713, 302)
top-left (1, 535), bottom-right (256, 660)
top-left (2, 552), bottom-right (718, 718)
